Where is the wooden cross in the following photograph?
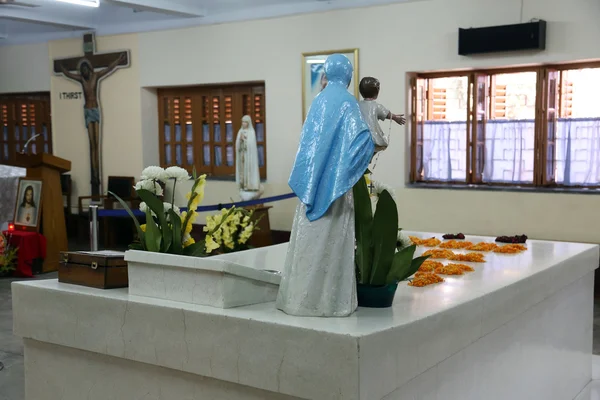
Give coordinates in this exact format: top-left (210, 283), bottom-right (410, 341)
top-left (52, 33), bottom-right (129, 77)
top-left (53, 33), bottom-right (130, 197)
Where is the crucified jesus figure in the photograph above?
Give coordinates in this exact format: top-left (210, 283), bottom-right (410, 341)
top-left (59, 53), bottom-right (127, 196)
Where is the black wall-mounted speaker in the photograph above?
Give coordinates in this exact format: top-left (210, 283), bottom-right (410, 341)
top-left (458, 20), bottom-right (547, 56)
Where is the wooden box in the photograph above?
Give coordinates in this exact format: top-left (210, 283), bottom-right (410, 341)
top-left (59, 250), bottom-right (128, 289)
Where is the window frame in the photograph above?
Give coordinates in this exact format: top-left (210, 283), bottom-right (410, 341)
top-left (157, 82), bottom-right (267, 180)
top-left (409, 60), bottom-right (600, 190)
top-left (0, 92), bottom-right (53, 166)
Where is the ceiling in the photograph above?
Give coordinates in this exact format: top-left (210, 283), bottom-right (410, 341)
top-left (0, 0), bottom-right (411, 45)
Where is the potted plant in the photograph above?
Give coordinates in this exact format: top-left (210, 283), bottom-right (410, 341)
top-left (353, 176), bottom-right (429, 308)
top-left (111, 166), bottom-right (259, 256)
top-left (0, 232), bottom-right (18, 278)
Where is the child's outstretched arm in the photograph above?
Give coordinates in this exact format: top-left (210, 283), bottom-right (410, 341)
top-left (387, 112), bottom-right (406, 126)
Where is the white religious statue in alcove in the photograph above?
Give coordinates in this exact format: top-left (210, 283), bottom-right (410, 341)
top-left (236, 115), bottom-right (263, 201)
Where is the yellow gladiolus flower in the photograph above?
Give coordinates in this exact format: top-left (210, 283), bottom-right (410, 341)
top-left (183, 236), bottom-right (195, 248)
top-left (239, 223), bottom-right (254, 244)
top-left (205, 234), bottom-right (219, 253)
top-left (140, 224), bottom-right (147, 232)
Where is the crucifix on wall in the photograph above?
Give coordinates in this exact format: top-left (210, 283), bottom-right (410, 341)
top-left (53, 32), bottom-right (130, 197)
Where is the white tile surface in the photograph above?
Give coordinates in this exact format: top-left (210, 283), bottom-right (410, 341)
top-left (24, 339), bottom-right (301, 400)
top-left (575, 381), bottom-right (600, 400)
top-left (593, 355), bottom-right (600, 380)
top-left (12, 233), bottom-right (599, 400)
top-left (384, 275), bottom-right (592, 400)
top-left (126, 247), bottom-right (282, 308)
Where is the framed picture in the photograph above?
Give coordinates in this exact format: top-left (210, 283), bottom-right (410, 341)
top-left (13, 178), bottom-right (43, 232)
top-left (301, 48), bottom-right (359, 120)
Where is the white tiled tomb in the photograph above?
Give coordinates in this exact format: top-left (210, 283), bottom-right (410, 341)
top-left (12, 233), bottom-right (599, 400)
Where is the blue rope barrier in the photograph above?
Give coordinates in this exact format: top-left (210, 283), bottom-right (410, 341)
top-left (98, 192), bottom-right (297, 218)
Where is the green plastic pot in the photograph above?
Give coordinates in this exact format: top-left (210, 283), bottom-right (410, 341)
top-left (357, 282), bottom-right (398, 308)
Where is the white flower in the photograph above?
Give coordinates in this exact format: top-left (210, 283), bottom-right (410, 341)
top-left (139, 202), bottom-right (156, 218)
top-left (134, 179), bottom-right (163, 196)
top-left (369, 180), bottom-right (398, 215)
top-left (397, 230), bottom-right (412, 250)
top-left (163, 202), bottom-right (181, 216)
top-left (161, 166), bottom-right (190, 183)
top-left (140, 166), bottom-right (164, 181)
top-left (371, 180), bottom-right (397, 203)
top-left (139, 202), bottom-right (180, 219)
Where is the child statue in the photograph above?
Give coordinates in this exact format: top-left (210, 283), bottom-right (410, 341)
top-left (358, 77), bottom-right (406, 155)
top-left (276, 54), bottom-right (374, 317)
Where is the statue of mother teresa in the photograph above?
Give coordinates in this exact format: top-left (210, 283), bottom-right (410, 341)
top-left (276, 54), bottom-right (374, 317)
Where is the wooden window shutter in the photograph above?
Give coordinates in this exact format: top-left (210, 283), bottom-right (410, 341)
top-left (253, 86), bottom-right (266, 179)
top-left (0, 103), bottom-right (8, 161)
top-left (410, 77), bottom-right (426, 182)
top-left (470, 74), bottom-right (488, 183)
top-left (559, 72), bottom-right (574, 118)
top-left (541, 69), bottom-right (559, 185)
top-left (491, 78), bottom-right (507, 118)
top-left (428, 85), bottom-right (447, 120)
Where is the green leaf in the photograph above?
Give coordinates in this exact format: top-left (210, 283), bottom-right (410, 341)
top-left (169, 209), bottom-right (183, 255)
top-left (386, 245), bottom-right (417, 284)
top-left (370, 190), bottom-right (399, 285)
top-left (109, 191), bottom-right (145, 249)
top-left (352, 176), bottom-right (373, 284)
top-left (144, 208), bottom-right (162, 252)
top-left (136, 189), bottom-right (171, 252)
top-left (407, 255), bottom-right (430, 278)
top-left (182, 240), bottom-right (206, 257)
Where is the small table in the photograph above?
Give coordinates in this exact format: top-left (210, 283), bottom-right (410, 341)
top-left (2, 230), bottom-right (46, 278)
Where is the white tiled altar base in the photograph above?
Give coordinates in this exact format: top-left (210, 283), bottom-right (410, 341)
top-left (125, 247), bottom-right (283, 308)
top-left (23, 340), bottom-right (302, 400)
top-left (575, 380), bottom-right (600, 400)
top-left (378, 274), bottom-right (592, 400)
top-left (12, 234), bottom-right (599, 400)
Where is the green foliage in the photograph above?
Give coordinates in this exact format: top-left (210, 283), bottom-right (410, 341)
top-left (353, 177), bottom-right (429, 286)
top-left (109, 191), bottom-right (145, 245)
top-left (370, 190), bottom-right (398, 285)
top-left (353, 175), bottom-right (373, 284)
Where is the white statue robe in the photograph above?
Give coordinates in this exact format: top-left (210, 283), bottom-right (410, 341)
top-left (235, 123), bottom-right (261, 191)
top-left (276, 191), bottom-right (357, 317)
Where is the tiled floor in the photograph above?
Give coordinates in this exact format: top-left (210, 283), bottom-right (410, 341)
top-left (1, 280), bottom-right (600, 400)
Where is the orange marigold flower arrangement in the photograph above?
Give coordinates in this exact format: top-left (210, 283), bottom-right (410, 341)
top-left (494, 244), bottom-right (527, 254)
top-left (434, 264), bottom-right (465, 275)
top-left (466, 242), bottom-right (498, 252)
top-left (423, 249), bottom-right (455, 259)
top-left (409, 273), bottom-right (445, 287)
top-left (439, 240), bottom-right (473, 249)
top-left (419, 260), bottom-right (443, 272)
top-left (446, 263), bottom-right (474, 272)
top-left (449, 252), bottom-right (486, 263)
top-left (409, 236), bottom-right (442, 247)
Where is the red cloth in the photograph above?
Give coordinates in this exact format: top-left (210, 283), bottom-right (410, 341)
top-left (2, 230), bottom-right (46, 278)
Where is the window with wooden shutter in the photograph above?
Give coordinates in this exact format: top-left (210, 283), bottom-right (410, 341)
top-left (0, 93), bottom-right (52, 165)
top-left (158, 82), bottom-right (267, 180)
top-left (410, 61), bottom-right (600, 189)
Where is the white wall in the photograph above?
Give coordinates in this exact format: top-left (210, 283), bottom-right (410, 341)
top-left (136, 0), bottom-right (600, 242)
top-left (0, 42), bottom-right (50, 93)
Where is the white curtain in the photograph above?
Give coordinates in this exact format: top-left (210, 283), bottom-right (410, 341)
top-left (556, 118), bottom-right (600, 185)
top-left (483, 120), bottom-right (535, 183)
top-left (421, 118), bottom-right (600, 185)
top-left (422, 121), bottom-right (467, 181)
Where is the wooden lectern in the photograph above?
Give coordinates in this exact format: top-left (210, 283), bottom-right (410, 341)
top-left (16, 153), bottom-right (71, 273)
